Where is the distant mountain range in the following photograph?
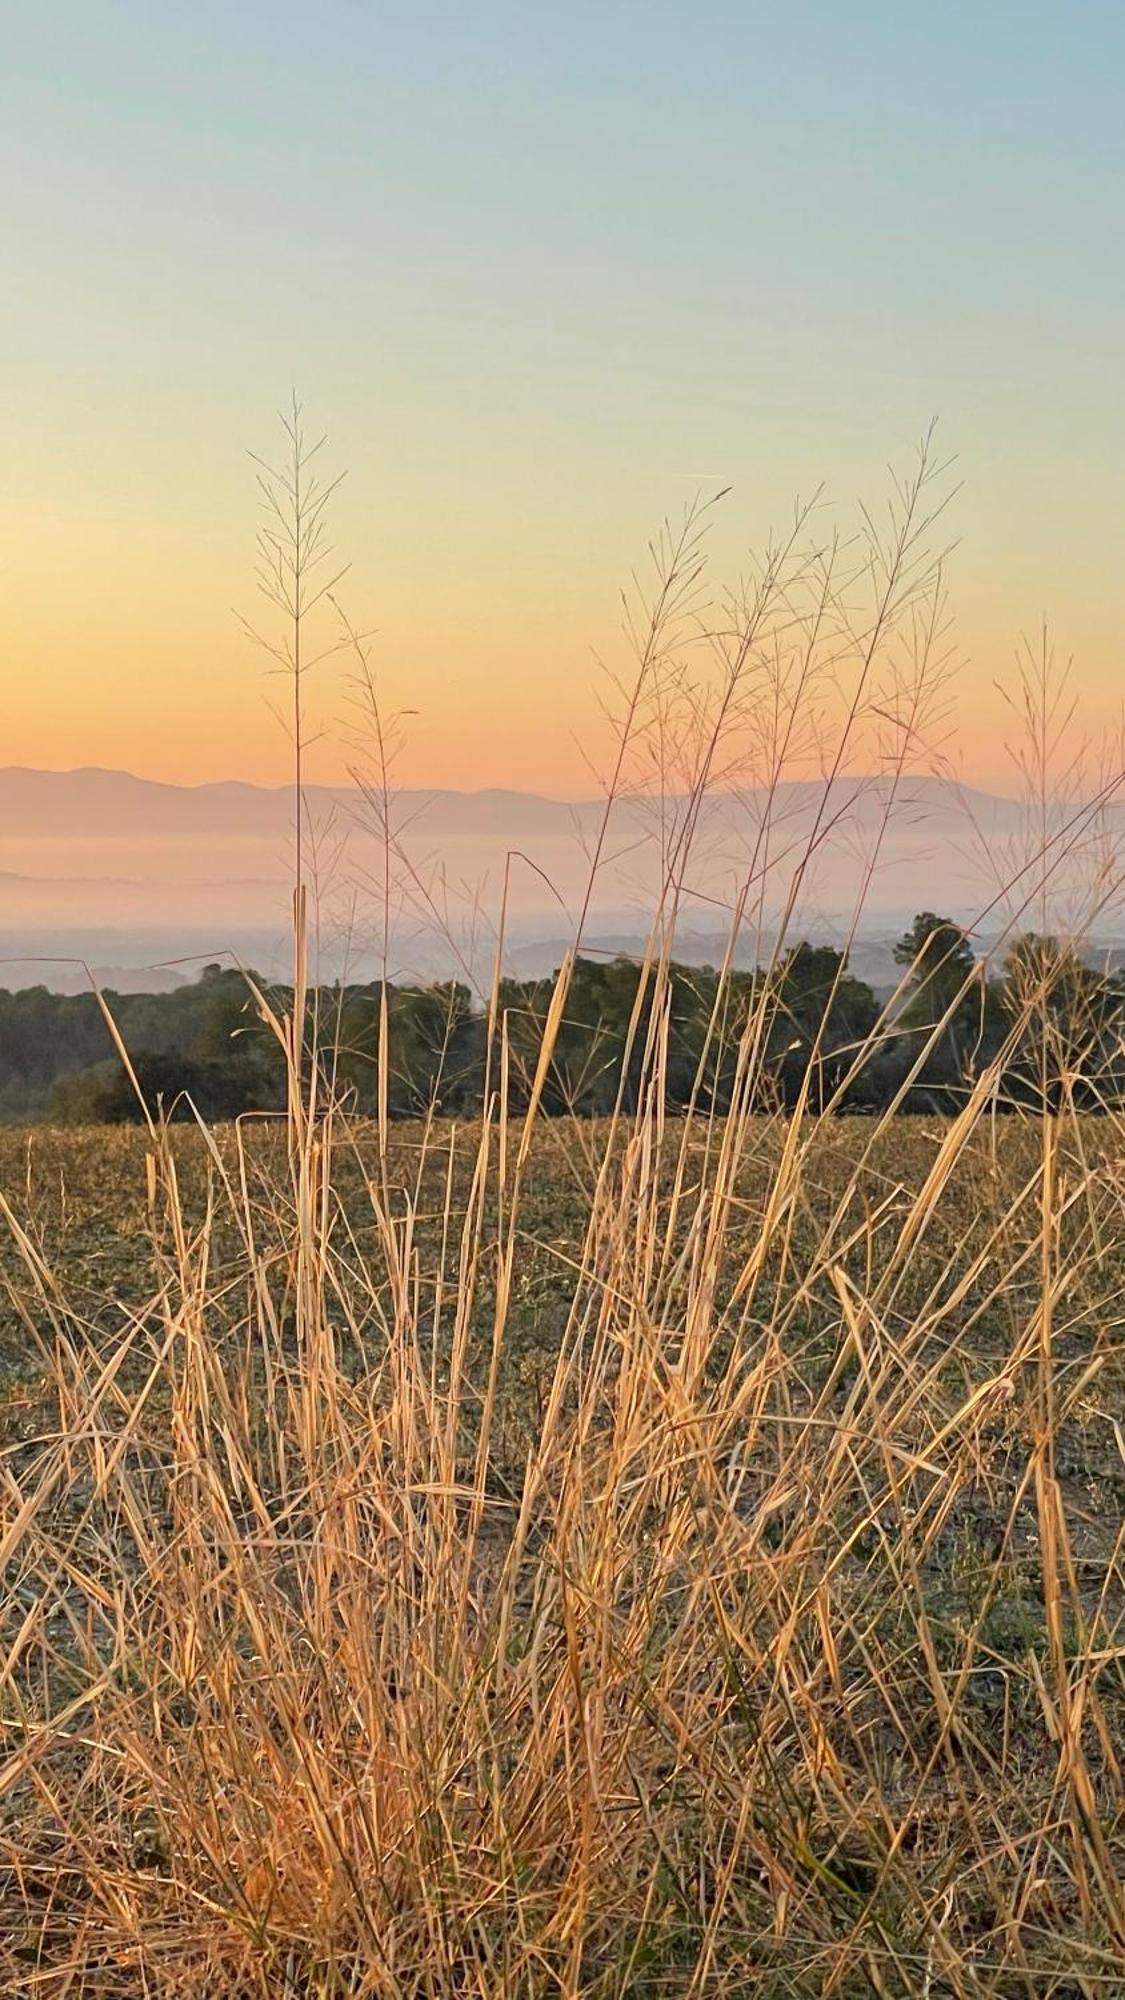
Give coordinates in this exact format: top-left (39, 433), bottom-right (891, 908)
top-left (1, 765), bottom-right (1119, 992)
top-left (0, 764), bottom-right (1037, 840)
top-left (0, 767), bottom-right (592, 840)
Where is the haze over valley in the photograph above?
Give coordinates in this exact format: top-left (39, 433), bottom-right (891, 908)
top-left (3, 762), bottom-right (1106, 994)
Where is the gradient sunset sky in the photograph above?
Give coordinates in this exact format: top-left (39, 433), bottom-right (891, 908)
top-left (5, 2), bottom-right (1124, 795)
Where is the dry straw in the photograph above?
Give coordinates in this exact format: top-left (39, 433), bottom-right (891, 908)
top-left (0, 419), bottom-right (1122, 1996)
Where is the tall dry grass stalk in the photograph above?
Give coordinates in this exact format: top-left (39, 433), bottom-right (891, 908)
top-left (0, 430), bottom-right (1122, 1996)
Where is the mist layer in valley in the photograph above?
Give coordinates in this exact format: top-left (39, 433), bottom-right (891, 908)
top-left (2, 765), bottom-right (1118, 994)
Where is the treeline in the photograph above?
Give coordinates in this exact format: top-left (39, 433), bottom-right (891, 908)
top-left (3, 915), bottom-right (1124, 1125)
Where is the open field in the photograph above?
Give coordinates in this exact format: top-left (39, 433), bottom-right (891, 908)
top-left (9, 3), bottom-right (1125, 1993)
top-left (0, 1112), bottom-right (1122, 1997)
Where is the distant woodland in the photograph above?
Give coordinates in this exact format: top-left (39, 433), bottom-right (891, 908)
top-left (2, 914), bottom-right (1123, 1124)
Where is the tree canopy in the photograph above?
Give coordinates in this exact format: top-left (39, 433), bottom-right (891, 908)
top-left (3, 919), bottom-right (1123, 1126)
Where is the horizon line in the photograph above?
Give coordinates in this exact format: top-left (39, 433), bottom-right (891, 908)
top-left (0, 762), bottom-right (1027, 806)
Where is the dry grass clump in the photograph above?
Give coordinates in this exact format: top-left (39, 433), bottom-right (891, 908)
top-left (0, 426), bottom-right (1122, 1995)
top-left (1, 1096), bottom-right (1122, 1997)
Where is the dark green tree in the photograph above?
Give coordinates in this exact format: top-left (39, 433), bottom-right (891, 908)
top-left (893, 912), bottom-right (980, 1107)
top-left (1000, 934), bottom-right (1124, 1111)
top-left (766, 944), bottom-right (880, 1111)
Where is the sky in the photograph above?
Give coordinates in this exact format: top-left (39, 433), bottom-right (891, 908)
top-left (3, 1), bottom-right (1124, 796)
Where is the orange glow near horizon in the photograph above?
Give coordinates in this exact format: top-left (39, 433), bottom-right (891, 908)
top-left (6, 495), bottom-right (1122, 802)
